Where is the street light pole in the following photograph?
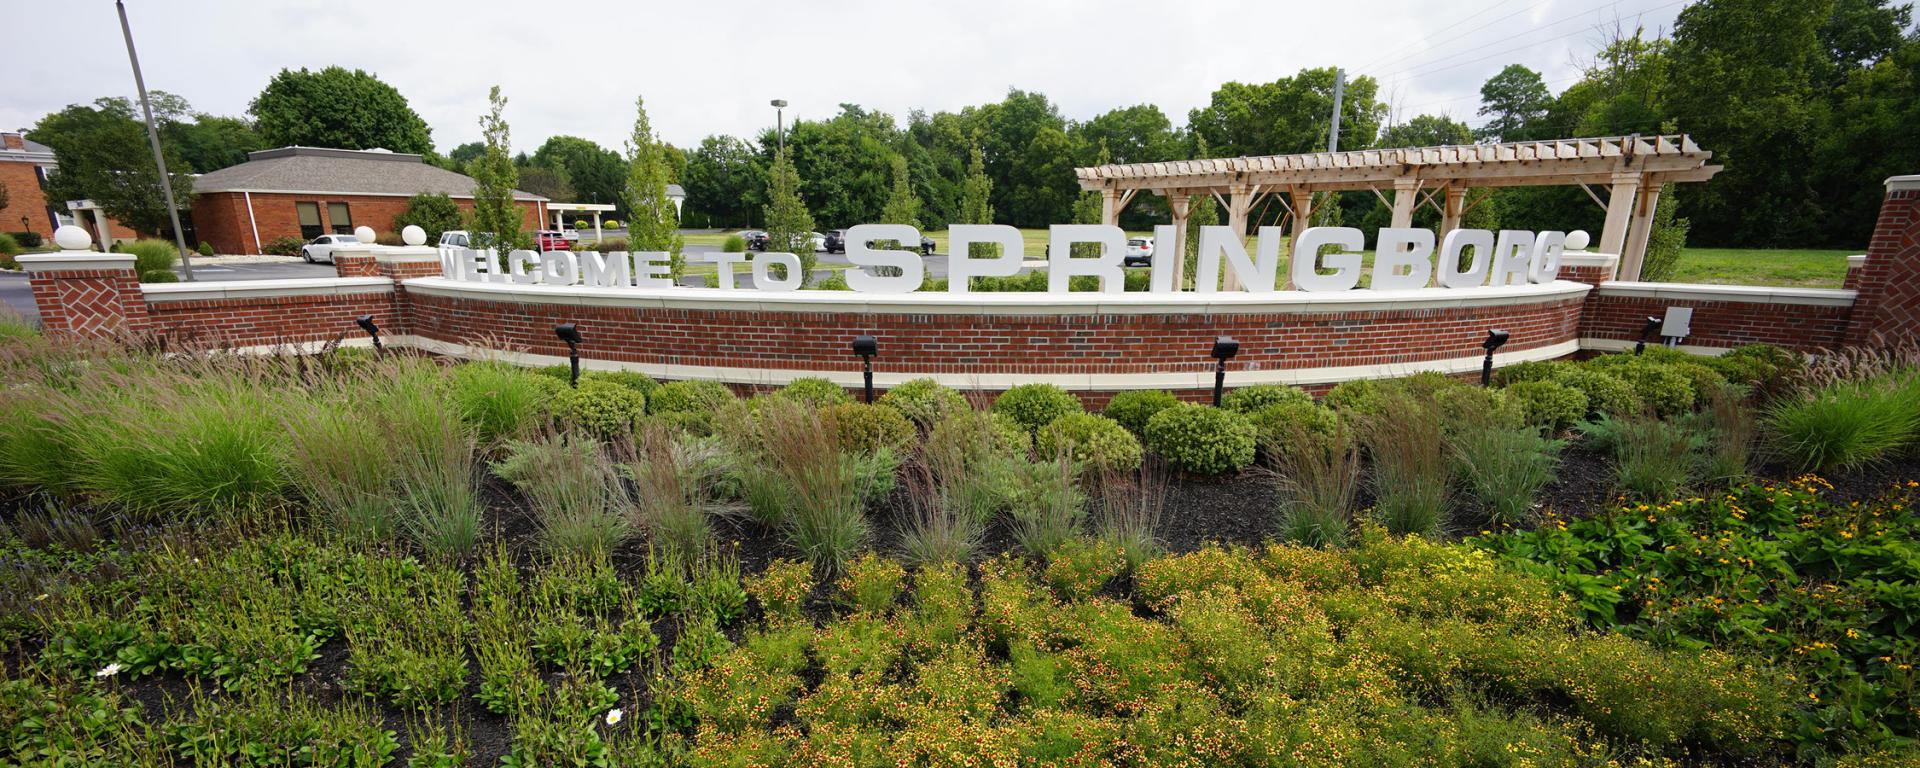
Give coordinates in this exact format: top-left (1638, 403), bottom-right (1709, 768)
top-left (116, 0), bottom-right (195, 281)
top-left (770, 99), bottom-right (787, 155)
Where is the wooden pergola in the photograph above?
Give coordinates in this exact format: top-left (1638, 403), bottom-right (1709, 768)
top-left (1075, 134), bottom-right (1721, 284)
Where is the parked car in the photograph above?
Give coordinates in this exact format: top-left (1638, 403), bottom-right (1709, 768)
top-left (535, 230), bottom-right (571, 251)
top-left (1123, 236), bottom-right (1154, 267)
top-left (300, 233), bottom-right (360, 264)
top-left (438, 230), bottom-right (474, 249)
top-left (745, 230), bottom-right (827, 252)
top-left (824, 229), bottom-right (936, 255)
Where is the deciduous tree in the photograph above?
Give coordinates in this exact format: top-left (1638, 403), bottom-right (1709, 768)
top-left (249, 67), bottom-right (432, 154)
top-left (467, 86), bottom-right (524, 250)
top-left (624, 96), bottom-right (685, 275)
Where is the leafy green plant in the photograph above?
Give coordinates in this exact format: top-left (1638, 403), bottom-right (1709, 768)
top-left (775, 376), bottom-right (853, 407)
top-left (821, 401), bottom-right (917, 455)
top-left (166, 686), bottom-right (399, 766)
top-left (1504, 379), bottom-right (1589, 432)
top-left (746, 559), bottom-right (814, 626)
top-left (992, 383), bottom-right (1084, 433)
top-left (1221, 384), bottom-right (1311, 414)
top-left (1035, 413), bottom-right (1143, 473)
top-left (1764, 373), bottom-right (1919, 472)
top-left (1102, 389), bottom-right (1180, 434)
top-left (1450, 420), bottom-right (1563, 526)
top-left (1043, 537), bottom-right (1126, 601)
top-left (341, 557), bottom-right (469, 709)
top-left (878, 378), bottom-right (971, 425)
top-left (1322, 379), bottom-right (1386, 416)
top-left (839, 552), bottom-right (906, 614)
top-left (551, 378), bottom-right (648, 438)
top-left (1550, 366), bottom-right (1639, 417)
top-left (1143, 403), bottom-right (1257, 476)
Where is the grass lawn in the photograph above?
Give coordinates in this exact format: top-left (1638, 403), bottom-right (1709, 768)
top-left (1666, 247), bottom-right (1855, 289)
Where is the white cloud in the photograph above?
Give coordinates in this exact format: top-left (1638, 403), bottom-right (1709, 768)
top-left (0, 0), bottom-right (1688, 151)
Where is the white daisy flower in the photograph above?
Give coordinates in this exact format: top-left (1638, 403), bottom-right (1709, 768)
top-left (95, 662), bottom-right (124, 678)
top-left (605, 708), bottom-right (623, 726)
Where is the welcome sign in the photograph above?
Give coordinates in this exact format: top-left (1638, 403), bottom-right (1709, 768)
top-left (437, 223), bottom-right (1574, 294)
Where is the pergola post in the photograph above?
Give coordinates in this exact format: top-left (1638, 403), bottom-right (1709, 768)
top-left (1223, 182), bottom-right (1253, 291)
top-left (593, 212), bottom-right (603, 244)
top-left (1619, 183), bottom-right (1663, 282)
top-left (1390, 178), bottom-right (1419, 229)
top-left (1599, 172), bottom-right (1642, 257)
top-left (1439, 185), bottom-right (1466, 237)
top-left (1100, 187), bottom-right (1122, 226)
top-left (1167, 193), bottom-right (1191, 289)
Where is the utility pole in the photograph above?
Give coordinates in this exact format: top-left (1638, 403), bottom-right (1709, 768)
top-left (117, 0), bottom-right (195, 281)
top-left (1327, 68), bottom-right (1346, 154)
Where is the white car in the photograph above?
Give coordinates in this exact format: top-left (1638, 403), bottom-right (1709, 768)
top-left (1123, 236), bottom-right (1155, 267)
top-left (300, 233), bottom-right (360, 263)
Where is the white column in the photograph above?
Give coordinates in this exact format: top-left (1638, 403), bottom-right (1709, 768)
top-left (1390, 178), bottom-right (1418, 229)
top-left (1599, 172), bottom-right (1642, 257)
top-left (1167, 193), bottom-right (1190, 289)
top-left (1619, 183), bottom-right (1663, 282)
top-left (594, 212), bottom-right (603, 244)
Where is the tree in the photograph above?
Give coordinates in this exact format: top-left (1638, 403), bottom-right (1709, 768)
top-left (763, 147), bottom-right (817, 285)
top-left (624, 96), bottom-right (685, 276)
top-left (163, 113), bottom-right (262, 173)
top-left (682, 135), bottom-right (761, 228)
top-left (879, 154), bottom-right (921, 227)
top-left (249, 66), bottom-right (433, 154)
top-left (964, 90), bottom-right (1081, 227)
top-left (516, 165), bottom-right (573, 203)
top-left (29, 98), bottom-right (194, 238)
top-left (1639, 183), bottom-right (1692, 282)
top-left (393, 193), bottom-right (463, 245)
top-left (467, 86), bottom-right (524, 250)
top-left (959, 140), bottom-right (992, 226)
top-left (1475, 65), bottom-right (1554, 141)
top-left (759, 104), bottom-right (899, 228)
top-left (1188, 68), bottom-right (1386, 158)
top-left (442, 142), bottom-right (485, 171)
top-left (1380, 114), bottom-right (1474, 148)
top-left (531, 136), bottom-right (627, 214)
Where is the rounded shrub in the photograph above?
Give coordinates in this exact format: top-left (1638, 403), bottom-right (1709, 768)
top-left (195, 241), bottom-right (215, 257)
top-left (0, 233), bottom-right (20, 258)
top-left (1433, 385), bottom-right (1523, 428)
top-left (1221, 384), bottom-right (1311, 414)
top-left (1709, 344), bottom-right (1802, 388)
top-left (775, 377), bottom-right (853, 408)
top-left (1671, 362), bottom-right (1728, 408)
top-left (992, 383), bottom-right (1084, 433)
top-left (927, 410), bottom-right (1030, 462)
top-left (123, 239), bottom-right (178, 282)
top-left (721, 234), bottom-right (748, 253)
top-left (820, 402), bottom-right (916, 455)
top-left (1604, 360), bottom-right (1696, 416)
top-left (1143, 403), bottom-right (1257, 475)
top-left (1247, 400), bottom-right (1343, 452)
top-left (1035, 413), bottom-right (1143, 473)
top-left (649, 379), bottom-right (736, 415)
top-left (1504, 380), bottom-right (1589, 431)
top-left (877, 378), bottom-right (969, 426)
top-left (551, 379), bottom-right (648, 437)
top-left (1493, 360), bottom-right (1566, 387)
top-left (1551, 367), bottom-right (1638, 417)
top-left (1103, 389), bottom-right (1180, 434)
top-left (1323, 379), bottom-right (1386, 416)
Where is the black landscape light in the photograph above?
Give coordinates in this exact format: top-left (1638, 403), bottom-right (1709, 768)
top-left (354, 314), bottom-right (383, 356)
top-left (851, 335), bottom-right (878, 403)
top-left (1634, 316), bottom-right (1662, 355)
top-left (1210, 336), bottom-right (1240, 407)
top-left (555, 323), bottom-right (583, 387)
top-left (1480, 329), bottom-right (1510, 386)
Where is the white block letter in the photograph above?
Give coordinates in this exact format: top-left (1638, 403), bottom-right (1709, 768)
top-left (633, 251), bottom-right (673, 288)
top-left (1489, 230), bottom-right (1536, 286)
top-left (845, 224), bottom-right (924, 293)
top-left (539, 251), bottom-right (580, 285)
top-left (1047, 224), bottom-right (1125, 293)
top-left (509, 250), bottom-right (540, 285)
top-left (1528, 231), bottom-right (1566, 284)
top-left (753, 252), bottom-right (803, 292)
top-left (1372, 227), bottom-right (1435, 291)
top-left (1289, 227), bottom-right (1365, 292)
top-left (946, 224), bottom-right (1024, 293)
top-left (1195, 226), bottom-right (1285, 293)
top-left (1437, 229), bottom-right (1494, 288)
top-left (578, 251), bottom-right (632, 287)
top-left (1149, 224), bottom-right (1178, 293)
top-left (709, 252), bottom-right (747, 290)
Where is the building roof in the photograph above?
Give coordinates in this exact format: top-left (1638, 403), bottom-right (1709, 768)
top-left (667, 183), bottom-right (685, 198)
top-left (193, 146), bottom-right (546, 201)
top-left (0, 133), bottom-right (56, 164)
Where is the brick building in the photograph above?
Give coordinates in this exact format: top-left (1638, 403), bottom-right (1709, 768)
top-left (191, 146), bottom-right (548, 255)
top-left (0, 132), bottom-right (61, 242)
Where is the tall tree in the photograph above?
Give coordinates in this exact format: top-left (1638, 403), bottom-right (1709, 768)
top-left (1188, 68), bottom-right (1385, 158)
top-left (964, 90), bottom-right (1081, 227)
top-left (249, 67), bottom-right (433, 154)
top-left (682, 135), bottom-right (761, 228)
top-left (759, 104), bottom-right (899, 228)
top-left (625, 96), bottom-right (686, 276)
top-left (29, 97), bottom-right (194, 238)
top-left (1379, 114), bottom-right (1474, 148)
top-left (879, 154), bottom-right (921, 227)
top-left (763, 148), bottom-right (817, 285)
top-left (958, 140), bottom-right (993, 226)
top-left (467, 86), bottom-right (524, 250)
top-left (531, 136), bottom-right (626, 214)
top-left (1475, 64), bottom-right (1554, 141)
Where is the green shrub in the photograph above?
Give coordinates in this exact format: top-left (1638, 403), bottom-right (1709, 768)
top-left (262, 235), bottom-right (304, 256)
top-left (1323, 379), bottom-right (1386, 416)
top-left (1504, 380), bottom-right (1589, 431)
top-left (0, 233), bottom-right (19, 259)
top-left (550, 379), bottom-right (648, 437)
top-left (1102, 389), bottom-right (1179, 434)
top-left (1550, 367), bottom-right (1638, 417)
top-left (1592, 357), bottom-right (1696, 415)
top-left (925, 410), bottom-right (1031, 468)
top-left (393, 193), bottom-right (463, 247)
top-left (649, 379), bottom-right (735, 416)
top-left (1143, 403), bottom-right (1257, 476)
top-left (992, 383), bottom-right (1083, 433)
top-left (838, 552), bottom-right (905, 614)
top-left (877, 378), bottom-right (969, 425)
top-left (123, 239), bottom-right (178, 282)
top-left (449, 362), bottom-right (562, 444)
top-left (1247, 399), bottom-right (1343, 454)
top-left (775, 377), bottom-right (853, 408)
top-left (722, 234), bottom-right (748, 253)
top-left (582, 369), bottom-right (658, 396)
top-left (1671, 361), bottom-right (1729, 409)
top-left (1492, 360), bottom-right (1565, 387)
top-left (819, 402), bottom-right (916, 455)
top-left (1708, 344), bottom-right (1802, 390)
top-left (195, 241), bottom-right (215, 257)
top-left (1764, 374), bottom-right (1920, 472)
top-left (1035, 413), bottom-right (1143, 473)
top-left (1220, 384), bottom-right (1311, 414)
top-left (5, 231), bottom-right (41, 248)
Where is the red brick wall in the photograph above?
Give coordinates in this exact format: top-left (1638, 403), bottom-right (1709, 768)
top-left (1581, 291), bottom-right (1852, 350)
top-left (1846, 185), bottom-right (1920, 345)
top-left (195, 192), bottom-right (544, 255)
top-left (29, 269), bottom-right (151, 337)
top-left (0, 161), bottom-right (53, 240)
top-left (145, 290), bottom-right (401, 348)
top-left (405, 292), bottom-right (1586, 380)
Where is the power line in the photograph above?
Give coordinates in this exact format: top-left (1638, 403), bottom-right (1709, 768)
top-left (1352, 0), bottom-right (1528, 73)
top-left (1369, 0), bottom-right (1680, 83)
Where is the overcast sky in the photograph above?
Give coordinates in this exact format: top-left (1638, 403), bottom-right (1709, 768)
top-left (2, 0), bottom-right (1689, 153)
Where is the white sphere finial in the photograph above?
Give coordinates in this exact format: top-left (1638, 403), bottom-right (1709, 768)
top-left (1565, 230), bottom-right (1591, 251)
top-left (401, 225), bottom-right (426, 246)
top-left (354, 225), bottom-right (377, 244)
top-left (53, 225), bottom-right (92, 251)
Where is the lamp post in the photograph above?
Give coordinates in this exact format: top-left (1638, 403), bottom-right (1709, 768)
top-left (116, 0), bottom-right (195, 282)
top-left (851, 335), bottom-right (877, 403)
top-left (1480, 329), bottom-right (1510, 386)
top-left (1209, 336), bottom-right (1239, 407)
top-left (556, 323), bottom-right (583, 387)
top-left (770, 99), bottom-right (788, 155)
top-left (1634, 316), bottom-right (1662, 355)
top-left (355, 314), bottom-right (383, 356)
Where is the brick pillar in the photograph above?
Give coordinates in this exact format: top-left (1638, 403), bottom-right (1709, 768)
top-left (1844, 175), bottom-right (1920, 346)
top-left (18, 226), bottom-right (149, 338)
top-left (332, 244), bottom-right (380, 277)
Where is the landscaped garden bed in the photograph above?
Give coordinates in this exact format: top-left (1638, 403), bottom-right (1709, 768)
top-left (0, 330), bottom-right (1916, 766)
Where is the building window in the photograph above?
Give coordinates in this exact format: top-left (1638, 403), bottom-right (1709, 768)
top-left (297, 202), bottom-right (323, 240)
top-left (328, 202), bottom-right (352, 235)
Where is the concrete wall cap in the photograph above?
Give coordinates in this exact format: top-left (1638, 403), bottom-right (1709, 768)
top-left (1886, 174), bottom-right (1920, 191)
top-left (142, 276), bottom-right (393, 302)
top-left (15, 253), bottom-right (137, 273)
top-left (1848, 254), bottom-right (1868, 268)
top-left (1596, 281), bottom-right (1857, 307)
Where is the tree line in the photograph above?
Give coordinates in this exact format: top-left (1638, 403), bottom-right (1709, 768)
top-left (23, 0), bottom-right (1918, 250)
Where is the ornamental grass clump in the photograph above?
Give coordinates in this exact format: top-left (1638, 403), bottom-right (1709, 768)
top-left (1763, 372), bottom-right (1920, 472)
top-left (1092, 463), bottom-right (1168, 571)
top-left (1449, 419), bottom-right (1563, 526)
top-left (1580, 412), bottom-right (1704, 500)
top-left (992, 383), bottom-right (1084, 433)
top-left (898, 462), bottom-right (982, 568)
top-left (1362, 393), bottom-right (1450, 537)
top-left (1006, 446), bottom-right (1087, 557)
top-left (1268, 418), bottom-right (1360, 548)
top-left (384, 367), bottom-right (484, 559)
top-left (285, 382), bottom-right (400, 544)
top-left (449, 361), bottom-right (561, 445)
top-left (1697, 382), bottom-right (1758, 482)
top-left (1142, 403), bottom-right (1257, 476)
top-left (755, 399), bottom-right (868, 573)
top-left (495, 431), bottom-right (632, 556)
top-left (613, 423), bottom-right (730, 562)
top-left (1035, 413), bottom-right (1143, 473)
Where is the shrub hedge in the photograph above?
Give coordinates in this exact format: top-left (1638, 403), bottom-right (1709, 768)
top-left (992, 383), bottom-right (1084, 433)
top-left (877, 378), bottom-right (969, 426)
top-left (1221, 384), bottom-right (1311, 414)
top-left (1103, 389), bottom-right (1180, 435)
top-left (1143, 403), bottom-right (1257, 475)
top-left (1035, 413), bottom-right (1144, 473)
top-left (551, 379), bottom-right (647, 437)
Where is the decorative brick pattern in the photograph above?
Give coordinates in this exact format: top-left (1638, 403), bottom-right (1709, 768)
top-left (28, 269), bottom-right (150, 338)
top-left (1845, 187), bottom-right (1920, 346)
